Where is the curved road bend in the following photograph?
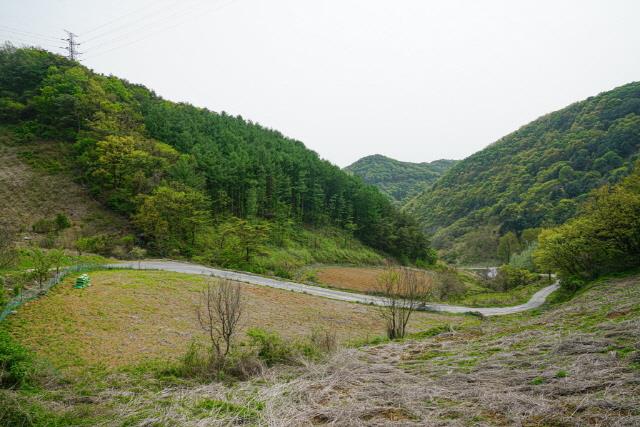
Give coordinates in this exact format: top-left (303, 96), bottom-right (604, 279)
top-left (110, 260), bottom-right (560, 317)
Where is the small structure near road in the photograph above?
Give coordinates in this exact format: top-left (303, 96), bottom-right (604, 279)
top-left (74, 274), bottom-right (91, 289)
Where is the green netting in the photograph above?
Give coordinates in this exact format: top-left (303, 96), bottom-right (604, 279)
top-left (74, 274), bottom-right (91, 289)
top-left (0, 264), bottom-right (104, 322)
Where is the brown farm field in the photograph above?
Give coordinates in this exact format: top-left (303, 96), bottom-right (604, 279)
top-left (315, 266), bottom-right (393, 293)
top-left (6, 269), bottom-right (462, 370)
top-left (314, 265), bottom-right (551, 308)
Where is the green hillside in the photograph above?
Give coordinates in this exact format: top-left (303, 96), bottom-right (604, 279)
top-left (0, 46), bottom-right (434, 271)
top-left (405, 82), bottom-right (640, 263)
top-left (344, 154), bottom-right (457, 202)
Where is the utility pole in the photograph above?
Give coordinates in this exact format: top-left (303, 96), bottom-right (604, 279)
top-left (62, 30), bottom-right (81, 61)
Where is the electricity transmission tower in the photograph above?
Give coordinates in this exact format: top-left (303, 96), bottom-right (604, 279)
top-left (62, 30), bottom-right (81, 61)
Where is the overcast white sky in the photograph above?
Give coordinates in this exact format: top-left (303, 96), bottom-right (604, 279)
top-left (2, 0), bottom-right (640, 166)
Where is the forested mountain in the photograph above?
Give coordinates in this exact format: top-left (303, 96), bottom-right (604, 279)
top-left (344, 154), bottom-right (457, 202)
top-left (405, 82), bottom-right (640, 263)
top-left (0, 46), bottom-right (433, 268)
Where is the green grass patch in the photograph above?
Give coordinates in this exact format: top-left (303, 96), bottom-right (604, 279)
top-left (192, 398), bottom-right (263, 420)
top-left (455, 280), bottom-right (550, 308)
top-left (530, 376), bottom-right (545, 385)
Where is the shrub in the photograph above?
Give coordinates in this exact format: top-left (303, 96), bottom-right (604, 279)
top-left (0, 279), bottom-right (6, 308)
top-left (32, 213), bottom-right (71, 235)
top-left (509, 242), bottom-right (538, 271)
top-left (491, 265), bottom-right (537, 291)
top-left (75, 234), bottom-right (113, 256)
top-left (0, 329), bottom-right (34, 388)
top-left (246, 328), bottom-right (293, 366)
top-left (534, 166), bottom-right (640, 282)
top-left (0, 229), bottom-right (17, 269)
top-left (435, 270), bottom-right (466, 300)
top-left (169, 341), bottom-right (212, 379)
top-left (31, 218), bottom-right (56, 234)
top-left (54, 213), bottom-right (71, 231)
top-left (309, 327), bottom-right (337, 354)
top-left (38, 232), bottom-right (57, 249)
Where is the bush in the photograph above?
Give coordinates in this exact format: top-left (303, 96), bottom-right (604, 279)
top-left (0, 329), bottom-right (34, 388)
top-left (32, 213), bottom-right (71, 235)
top-left (31, 218), bottom-right (56, 234)
top-left (309, 327), bottom-right (337, 354)
top-left (54, 213), bottom-right (71, 231)
top-left (435, 270), bottom-right (466, 300)
top-left (75, 234), bottom-right (113, 256)
top-left (492, 265), bottom-right (537, 291)
top-left (246, 328), bottom-right (293, 366)
top-left (535, 166), bottom-right (640, 281)
top-left (0, 279), bottom-right (7, 309)
top-left (0, 229), bottom-right (17, 270)
top-left (38, 232), bottom-right (57, 249)
top-left (170, 341), bottom-right (212, 379)
top-left (509, 242), bottom-right (538, 271)
top-left (172, 328), bottom-right (336, 383)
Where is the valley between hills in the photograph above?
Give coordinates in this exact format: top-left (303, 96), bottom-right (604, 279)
top-left (0, 45), bottom-right (638, 426)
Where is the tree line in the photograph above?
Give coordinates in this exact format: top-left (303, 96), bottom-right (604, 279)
top-left (0, 45), bottom-right (434, 265)
top-left (534, 162), bottom-right (640, 287)
top-left (406, 81), bottom-right (640, 263)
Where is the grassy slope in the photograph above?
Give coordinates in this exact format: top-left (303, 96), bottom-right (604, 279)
top-left (4, 271), bottom-right (637, 425)
top-left (2, 272), bottom-right (640, 426)
top-left (0, 127), bottom-right (129, 239)
top-left (0, 125), bottom-right (384, 280)
top-left (6, 269), bottom-right (461, 370)
top-left (150, 273), bottom-right (638, 425)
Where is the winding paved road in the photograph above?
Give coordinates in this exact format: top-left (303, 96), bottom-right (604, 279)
top-left (110, 260), bottom-right (559, 317)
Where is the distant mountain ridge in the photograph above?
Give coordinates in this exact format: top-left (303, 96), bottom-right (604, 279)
top-left (344, 154), bottom-right (457, 202)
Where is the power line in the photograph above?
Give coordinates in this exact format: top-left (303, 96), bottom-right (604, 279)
top-left (84, 0), bottom-right (236, 60)
top-left (0, 35), bottom-right (60, 50)
top-left (81, 0), bottom-right (161, 35)
top-left (81, 0), bottom-right (188, 44)
top-left (82, 0), bottom-right (205, 51)
top-left (0, 25), bottom-right (60, 42)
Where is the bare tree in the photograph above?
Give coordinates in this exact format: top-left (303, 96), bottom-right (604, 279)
top-left (377, 265), bottom-right (434, 339)
top-left (196, 278), bottom-right (244, 365)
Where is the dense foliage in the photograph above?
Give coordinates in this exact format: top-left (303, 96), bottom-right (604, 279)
top-left (345, 154), bottom-right (457, 202)
top-left (406, 82), bottom-right (640, 262)
top-left (534, 164), bottom-right (640, 284)
top-left (0, 45), bottom-right (433, 264)
top-left (0, 329), bottom-right (33, 388)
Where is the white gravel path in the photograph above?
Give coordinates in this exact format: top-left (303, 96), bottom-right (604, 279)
top-left (110, 260), bottom-right (559, 316)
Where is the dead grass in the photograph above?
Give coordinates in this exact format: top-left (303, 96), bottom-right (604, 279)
top-left (251, 274), bottom-right (640, 426)
top-left (6, 269), bottom-right (460, 370)
top-left (315, 265), bottom-right (547, 309)
top-left (315, 266), bottom-right (387, 293)
top-left (95, 274), bottom-right (640, 426)
top-left (5, 272), bottom-right (639, 425)
top-left (0, 132), bottom-right (127, 242)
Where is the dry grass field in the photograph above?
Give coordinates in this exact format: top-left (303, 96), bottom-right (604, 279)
top-left (109, 274), bottom-right (640, 426)
top-left (315, 265), bottom-right (551, 308)
top-left (315, 266), bottom-right (387, 293)
top-left (7, 269), bottom-right (464, 370)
